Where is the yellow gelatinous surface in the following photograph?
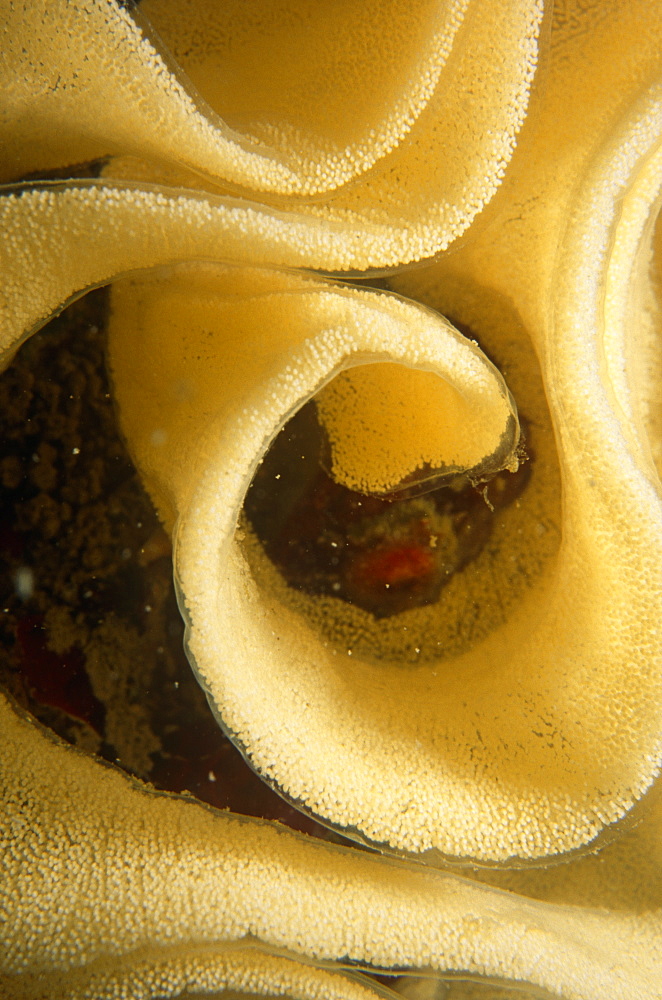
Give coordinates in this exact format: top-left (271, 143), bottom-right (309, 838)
top-left (138, 0), bottom-right (470, 194)
top-left (2, 690), bottom-right (661, 999)
top-left (101, 0), bottom-right (662, 864)
top-left (1, 0), bottom-right (662, 996)
top-left (315, 360), bottom-right (518, 496)
top-left (0, 0), bottom-right (543, 263)
top-left (106, 263), bottom-right (564, 861)
top-left (106, 266), bottom-right (518, 523)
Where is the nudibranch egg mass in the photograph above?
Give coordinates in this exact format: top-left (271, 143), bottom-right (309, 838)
top-left (0, 0), bottom-right (544, 266)
top-left (107, 264), bottom-right (567, 862)
top-left (1, 0), bottom-right (662, 997)
top-left (4, 687), bottom-right (661, 1000)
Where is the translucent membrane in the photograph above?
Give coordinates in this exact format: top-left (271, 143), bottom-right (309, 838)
top-left (105, 263), bottom-right (567, 863)
top-left (0, 0), bottom-right (543, 264)
top-left (315, 363), bottom-right (519, 498)
top-left (2, 1), bottom-right (662, 994)
top-left (137, 0), bottom-right (472, 195)
top-left (2, 689), bottom-right (661, 999)
top-left (108, 59), bottom-right (662, 861)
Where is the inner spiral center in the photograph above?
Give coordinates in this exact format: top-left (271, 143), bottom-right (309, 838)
top-left (244, 400), bottom-right (530, 619)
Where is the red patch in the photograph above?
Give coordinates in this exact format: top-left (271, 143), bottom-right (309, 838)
top-left (351, 543), bottom-right (435, 589)
top-left (16, 615), bottom-right (105, 734)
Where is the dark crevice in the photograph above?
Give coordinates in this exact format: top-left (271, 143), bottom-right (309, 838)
top-left (245, 398), bottom-right (532, 619)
